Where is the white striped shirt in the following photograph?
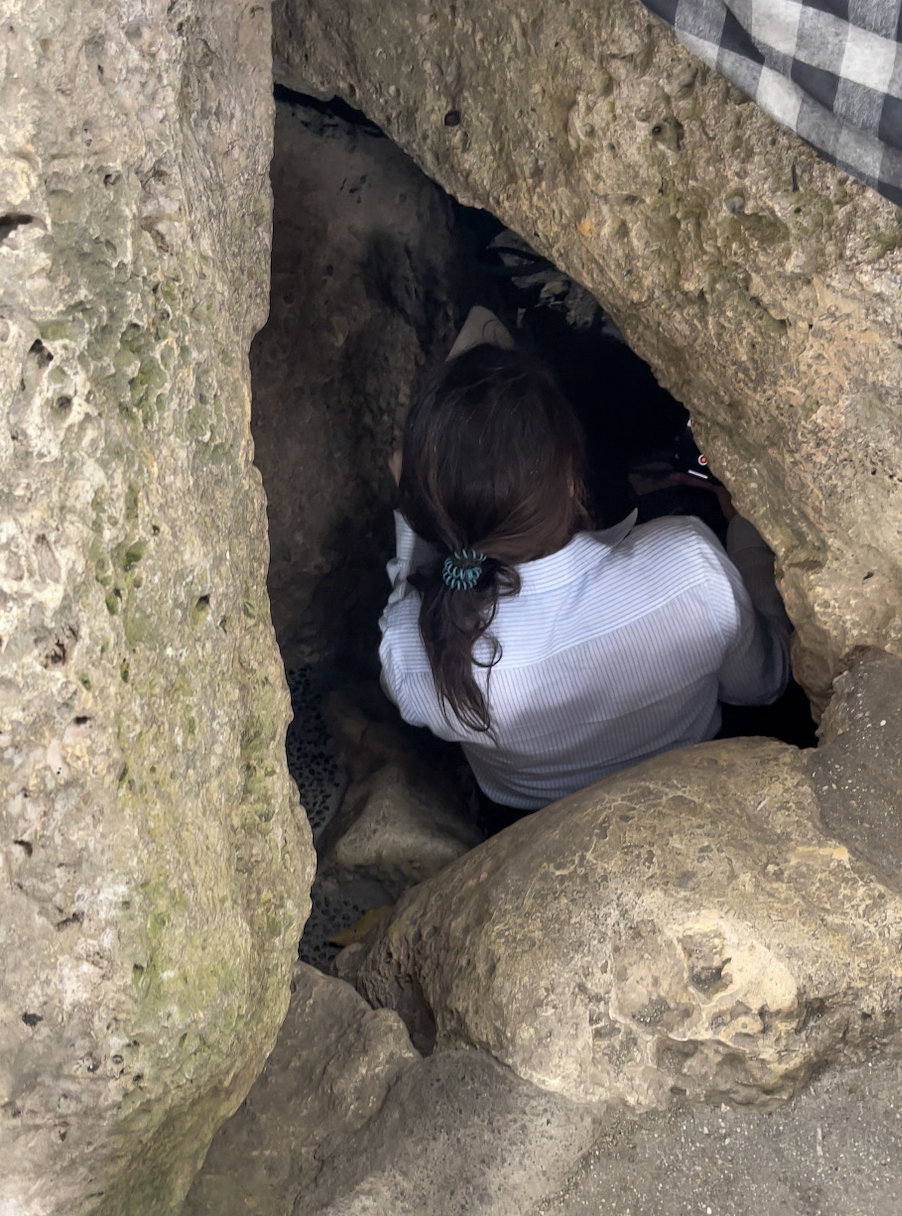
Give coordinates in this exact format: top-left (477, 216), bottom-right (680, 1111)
top-left (379, 510), bottom-right (792, 810)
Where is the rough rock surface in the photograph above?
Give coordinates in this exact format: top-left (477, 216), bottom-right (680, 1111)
top-left (250, 96), bottom-right (469, 667)
top-left (811, 651), bottom-right (902, 892)
top-left (182, 964), bottom-right (420, 1216)
top-left (293, 1048), bottom-right (598, 1216)
top-left (275, 0), bottom-right (902, 707)
top-left (184, 964), bottom-right (597, 1216)
top-left (0, 3), bottom-right (313, 1213)
top-left (320, 761), bottom-right (482, 899)
top-left (357, 739), bottom-right (902, 1111)
top-left (184, 969), bottom-right (902, 1216)
top-left (319, 686), bottom-right (481, 899)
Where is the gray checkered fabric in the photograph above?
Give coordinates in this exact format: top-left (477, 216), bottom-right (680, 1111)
top-left (639, 0), bottom-right (902, 204)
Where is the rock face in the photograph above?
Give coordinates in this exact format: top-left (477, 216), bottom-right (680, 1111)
top-left (811, 650), bottom-right (902, 892)
top-left (250, 95), bottom-right (468, 667)
top-left (535, 1053), bottom-right (902, 1216)
top-left (6, 0), bottom-right (902, 1208)
top-left (319, 686), bottom-right (482, 899)
top-left (0, 3), bottom-right (314, 1214)
top-left (320, 761), bottom-right (482, 899)
top-left (275, 0), bottom-right (902, 708)
top-left (183, 964), bottom-right (598, 1216)
top-left (357, 738), bottom-right (902, 1111)
top-left (291, 1048), bottom-right (597, 1216)
top-left (182, 964), bottom-right (421, 1216)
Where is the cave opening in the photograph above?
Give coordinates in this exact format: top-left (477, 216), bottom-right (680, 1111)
top-left (251, 87), bottom-right (815, 967)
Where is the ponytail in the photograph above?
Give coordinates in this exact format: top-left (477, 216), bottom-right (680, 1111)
top-left (398, 344), bottom-right (591, 733)
top-left (408, 557), bottom-right (520, 734)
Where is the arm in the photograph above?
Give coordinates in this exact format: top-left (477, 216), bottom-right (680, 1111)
top-left (379, 512), bottom-right (436, 715)
top-left (725, 515), bottom-right (792, 639)
top-left (383, 511), bottom-right (438, 611)
top-left (665, 480), bottom-right (792, 685)
top-left (714, 520), bottom-right (792, 705)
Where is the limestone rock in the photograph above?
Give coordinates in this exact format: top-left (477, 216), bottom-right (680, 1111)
top-left (357, 739), bottom-right (902, 1111)
top-left (0, 3), bottom-right (314, 1213)
top-left (319, 686), bottom-right (482, 900)
top-left (320, 762), bottom-right (483, 900)
top-left (250, 96), bottom-right (469, 667)
top-left (275, 0), bottom-right (902, 708)
top-left (811, 650), bottom-right (902, 891)
top-left (182, 964), bottom-right (420, 1216)
top-left (184, 971), bottom-right (597, 1216)
top-left (293, 1048), bottom-right (598, 1216)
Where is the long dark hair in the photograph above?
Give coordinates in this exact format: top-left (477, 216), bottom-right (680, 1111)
top-left (397, 343), bottom-right (591, 732)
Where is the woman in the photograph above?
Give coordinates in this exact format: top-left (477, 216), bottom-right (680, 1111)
top-left (379, 312), bottom-right (791, 827)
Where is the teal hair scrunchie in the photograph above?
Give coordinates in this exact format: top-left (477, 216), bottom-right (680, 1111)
top-left (442, 549), bottom-right (487, 591)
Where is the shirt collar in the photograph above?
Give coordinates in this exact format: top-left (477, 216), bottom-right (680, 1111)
top-left (516, 509), bottom-right (638, 594)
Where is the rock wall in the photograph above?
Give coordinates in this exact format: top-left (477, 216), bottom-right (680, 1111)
top-left (183, 963), bottom-right (599, 1216)
top-left (274, 0), bottom-right (902, 709)
top-left (0, 3), bottom-right (314, 1213)
top-left (250, 96), bottom-right (468, 667)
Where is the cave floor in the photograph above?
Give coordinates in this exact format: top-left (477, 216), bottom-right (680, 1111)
top-left (534, 1052), bottom-right (902, 1216)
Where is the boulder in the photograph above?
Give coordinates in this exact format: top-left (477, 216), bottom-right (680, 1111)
top-left (184, 965), bottom-right (597, 1216)
top-left (357, 738), bottom-right (902, 1111)
top-left (0, 3), bottom-right (314, 1212)
top-left (319, 686), bottom-right (482, 899)
top-left (292, 1048), bottom-right (597, 1216)
top-left (320, 762), bottom-right (483, 901)
top-left (182, 964), bottom-right (420, 1216)
top-left (275, 0), bottom-right (902, 709)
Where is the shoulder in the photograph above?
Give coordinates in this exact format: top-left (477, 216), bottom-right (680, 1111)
top-left (626, 512), bottom-right (721, 549)
top-left (602, 515), bottom-right (747, 639)
top-left (612, 514), bottom-right (732, 579)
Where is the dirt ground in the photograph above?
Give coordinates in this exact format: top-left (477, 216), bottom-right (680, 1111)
top-left (535, 1052), bottom-right (902, 1216)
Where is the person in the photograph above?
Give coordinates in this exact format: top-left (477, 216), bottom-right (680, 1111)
top-left (379, 309), bottom-right (792, 828)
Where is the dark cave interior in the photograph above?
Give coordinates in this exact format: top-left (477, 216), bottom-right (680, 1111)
top-left (267, 85), bottom-right (816, 781)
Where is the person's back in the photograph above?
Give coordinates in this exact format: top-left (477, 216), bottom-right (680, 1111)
top-left (379, 327), bottom-right (791, 819)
